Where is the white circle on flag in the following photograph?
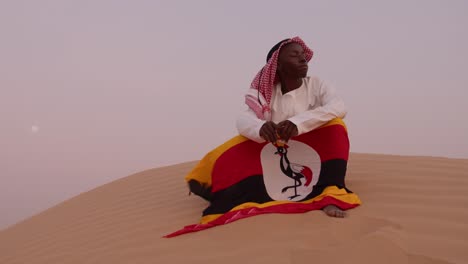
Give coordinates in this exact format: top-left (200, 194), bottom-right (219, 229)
top-left (261, 140), bottom-right (321, 202)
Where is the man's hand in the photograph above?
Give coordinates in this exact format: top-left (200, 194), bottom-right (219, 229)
top-left (276, 120), bottom-right (298, 142)
top-left (259, 121), bottom-right (278, 143)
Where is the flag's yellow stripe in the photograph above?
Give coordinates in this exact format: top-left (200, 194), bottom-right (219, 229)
top-left (185, 135), bottom-right (249, 186)
top-left (320, 118), bottom-right (347, 131)
top-left (200, 186), bottom-right (361, 224)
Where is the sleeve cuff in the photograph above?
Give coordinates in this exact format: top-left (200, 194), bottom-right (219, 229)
top-left (287, 117), bottom-right (305, 135)
top-left (254, 122), bottom-right (266, 143)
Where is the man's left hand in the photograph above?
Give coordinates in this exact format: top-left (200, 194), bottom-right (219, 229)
top-left (276, 120), bottom-right (298, 142)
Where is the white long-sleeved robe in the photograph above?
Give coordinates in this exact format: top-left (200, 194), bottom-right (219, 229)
top-left (236, 76), bottom-right (347, 143)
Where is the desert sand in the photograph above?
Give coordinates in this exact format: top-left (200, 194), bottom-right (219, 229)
top-left (1, 153), bottom-right (467, 264)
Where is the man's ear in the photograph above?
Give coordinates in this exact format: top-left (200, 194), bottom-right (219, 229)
top-left (277, 61), bottom-right (283, 71)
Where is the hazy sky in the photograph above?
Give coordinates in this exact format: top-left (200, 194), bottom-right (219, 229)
top-left (1, 0), bottom-right (467, 229)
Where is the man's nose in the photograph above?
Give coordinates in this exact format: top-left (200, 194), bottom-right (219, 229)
top-left (299, 54), bottom-right (306, 62)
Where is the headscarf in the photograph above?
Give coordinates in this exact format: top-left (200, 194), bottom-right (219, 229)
top-left (245, 36), bottom-right (313, 120)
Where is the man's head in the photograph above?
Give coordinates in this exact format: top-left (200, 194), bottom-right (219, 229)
top-left (246, 36), bottom-right (313, 119)
top-left (276, 42), bottom-right (308, 79)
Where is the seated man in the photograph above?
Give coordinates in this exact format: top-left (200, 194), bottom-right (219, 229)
top-left (236, 37), bottom-right (348, 217)
top-left (165, 36), bottom-right (360, 238)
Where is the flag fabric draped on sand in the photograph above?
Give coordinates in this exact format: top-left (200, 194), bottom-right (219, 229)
top-left (164, 118), bottom-right (361, 238)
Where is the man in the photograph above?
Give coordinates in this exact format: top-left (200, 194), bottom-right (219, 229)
top-left (236, 37), bottom-right (348, 217)
top-left (165, 36), bottom-right (359, 238)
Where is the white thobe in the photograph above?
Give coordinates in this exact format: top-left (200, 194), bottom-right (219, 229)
top-left (236, 76), bottom-right (347, 143)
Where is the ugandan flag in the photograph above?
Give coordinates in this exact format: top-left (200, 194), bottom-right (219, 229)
top-left (164, 118), bottom-right (361, 238)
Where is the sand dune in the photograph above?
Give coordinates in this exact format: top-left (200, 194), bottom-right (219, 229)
top-left (1, 153), bottom-right (467, 264)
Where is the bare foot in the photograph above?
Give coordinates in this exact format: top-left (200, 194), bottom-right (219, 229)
top-left (322, 205), bottom-right (347, 218)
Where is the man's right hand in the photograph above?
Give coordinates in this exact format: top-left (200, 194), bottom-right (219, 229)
top-left (259, 121), bottom-right (278, 143)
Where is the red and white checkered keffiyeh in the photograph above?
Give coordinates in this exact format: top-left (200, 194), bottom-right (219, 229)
top-left (245, 37), bottom-right (313, 121)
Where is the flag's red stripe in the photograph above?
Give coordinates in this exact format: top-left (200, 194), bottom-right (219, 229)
top-left (212, 140), bottom-right (265, 192)
top-left (163, 196), bottom-right (358, 238)
top-left (295, 124), bottom-right (349, 162)
top-left (212, 124), bottom-right (348, 192)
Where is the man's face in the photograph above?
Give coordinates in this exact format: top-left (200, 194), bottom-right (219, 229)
top-left (277, 43), bottom-right (308, 78)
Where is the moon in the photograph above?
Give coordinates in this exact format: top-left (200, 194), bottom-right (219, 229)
top-left (31, 125), bottom-right (39, 133)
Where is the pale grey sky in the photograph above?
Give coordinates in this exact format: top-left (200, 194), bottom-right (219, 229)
top-left (1, 0), bottom-right (467, 229)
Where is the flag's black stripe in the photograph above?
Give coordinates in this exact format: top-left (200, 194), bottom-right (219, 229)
top-left (188, 180), bottom-right (212, 201)
top-left (200, 159), bottom-right (350, 216)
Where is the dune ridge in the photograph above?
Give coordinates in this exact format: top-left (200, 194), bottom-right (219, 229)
top-left (1, 153), bottom-right (467, 264)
